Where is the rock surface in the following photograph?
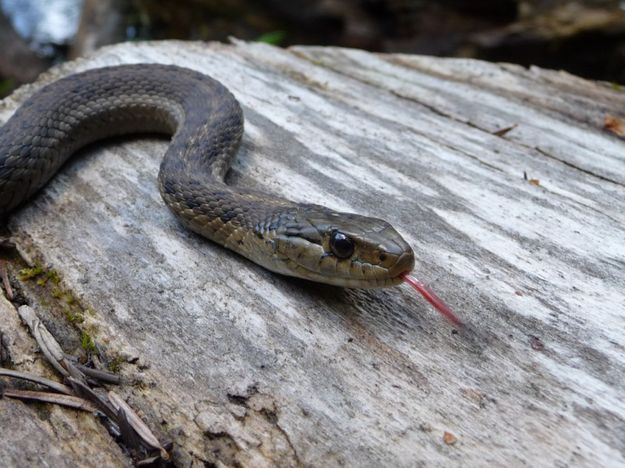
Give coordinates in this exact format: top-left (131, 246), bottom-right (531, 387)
top-left (1, 40), bottom-right (624, 466)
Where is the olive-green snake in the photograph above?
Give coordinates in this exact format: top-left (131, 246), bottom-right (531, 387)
top-left (0, 64), bottom-right (418, 290)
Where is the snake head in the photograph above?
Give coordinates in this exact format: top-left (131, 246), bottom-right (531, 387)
top-left (266, 206), bottom-right (415, 288)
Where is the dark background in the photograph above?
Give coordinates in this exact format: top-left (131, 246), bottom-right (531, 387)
top-left (2, 0), bottom-right (625, 97)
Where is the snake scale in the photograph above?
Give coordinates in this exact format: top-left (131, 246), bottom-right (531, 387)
top-left (0, 64), bottom-right (417, 289)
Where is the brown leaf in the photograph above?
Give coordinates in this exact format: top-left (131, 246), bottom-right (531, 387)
top-left (604, 114), bottom-right (625, 138)
top-left (443, 431), bottom-right (457, 445)
top-left (528, 179), bottom-right (540, 186)
top-left (493, 124), bottom-right (517, 137)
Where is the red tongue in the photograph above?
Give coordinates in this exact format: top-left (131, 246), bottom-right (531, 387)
top-left (401, 273), bottom-right (463, 327)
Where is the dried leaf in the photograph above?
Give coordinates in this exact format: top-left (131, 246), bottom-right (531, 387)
top-left (493, 124), bottom-right (517, 137)
top-left (0, 368), bottom-right (73, 395)
top-left (2, 388), bottom-right (97, 412)
top-left (0, 261), bottom-right (13, 300)
top-left (0, 332), bottom-right (9, 365)
top-left (136, 455), bottom-right (163, 466)
top-left (75, 363), bottom-right (123, 385)
top-left (443, 431), bottom-right (457, 445)
top-left (18, 305), bottom-right (70, 377)
top-left (67, 360), bottom-right (92, 383)
top-left (109, 391), bottom-right (169, 460)
top-left (604, 114), bottom-right (625, 138)
top-left (528, 179), bottom-right (540, 186)
top-left (67, 377), bottom-right (118, 421)
top-left (117, 406), bottom-right (143, 452)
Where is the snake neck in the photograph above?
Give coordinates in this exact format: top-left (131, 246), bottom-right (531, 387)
top-left (158, 169), bottom-right (300, 274)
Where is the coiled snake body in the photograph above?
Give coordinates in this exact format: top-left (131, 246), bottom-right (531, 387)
top-left (0, 64), bottom-right (415, 288)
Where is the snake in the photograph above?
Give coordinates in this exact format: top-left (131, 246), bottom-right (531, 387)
top-left (0, 64), bottom-right (417, 290)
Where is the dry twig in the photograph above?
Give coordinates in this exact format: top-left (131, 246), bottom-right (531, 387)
top-left (0, 260), bottom-right (13, 300)
top-left (0, 368), bottom-right (72, 395)
top-left (2, 388), bottom-right (98, 412)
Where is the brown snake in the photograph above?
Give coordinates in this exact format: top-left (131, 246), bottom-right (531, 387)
top-left (0, 64), bottom-right (417, 289)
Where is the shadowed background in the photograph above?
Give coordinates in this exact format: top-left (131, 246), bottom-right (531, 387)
top-left (2, 0), bottom-right (625, 98)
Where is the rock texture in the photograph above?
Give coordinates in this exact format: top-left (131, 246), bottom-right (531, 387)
top-left (1, 40), bottom-right (624, 466)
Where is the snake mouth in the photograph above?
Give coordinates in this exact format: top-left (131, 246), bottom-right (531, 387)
top-left (388, 251), bottom-right (416, 279)
top-left (284, 249), bottom-right (415, 289)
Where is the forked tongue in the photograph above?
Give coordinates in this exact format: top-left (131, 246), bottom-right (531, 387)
top-left (401, 273), bottom-right (463, 327)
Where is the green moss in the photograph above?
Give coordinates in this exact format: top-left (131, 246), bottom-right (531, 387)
top-left (36, 269), bottom-right (60, 286)
top-left (64, 307), bottom-right (84, 324)
top-left (256, 31), bottom-right (285, 46)
top-left (20, 265), bottom-right (62, 286)
top-left (62, 292), bottom-right (76, 305)
top-left (14, 259), bottom-right (103, 362)
top-left (26, 267), bottom-right (79, 314)
top-left (108, 355), bottom-right (124, 374)
top-left (81, 332), bottom-right (96, 353)
top-left (611, 82), bottom-right (624, 92)
top-left (47, 270), bottom-right (61, 285)
top-left (0, 78), bottom-right (15, 98)
top-left (16, 261), bottom-right (101, 357)
top-left (18, 264), bottom-right (44, 281)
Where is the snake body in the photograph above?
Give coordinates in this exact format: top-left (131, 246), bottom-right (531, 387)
top-left (0, 64), bottom-right (414, 288)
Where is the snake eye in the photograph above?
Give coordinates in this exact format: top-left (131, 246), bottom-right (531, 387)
top-left (330, 231), bottom-right (355, 258)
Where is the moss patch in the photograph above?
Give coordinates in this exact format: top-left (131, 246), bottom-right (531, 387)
top-left (81, 332), bottom-right (97, 353)
top-left (107, 355), bottom-right (124, 374)
top-left (14, 259), bottom-right (100, 357)
top-left (18, 264), bottom-right (44, 281)
top-left (18, 264), bottom-right (84, 325)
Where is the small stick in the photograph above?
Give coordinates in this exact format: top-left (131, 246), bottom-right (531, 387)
top-left (74, 363), bottom-right (123, 385)
top-left (18, 305), bottom-right (70, 377)
top-left (0, 368), bottom-right (73, 395)
top-left (2, 388), bottom-right (98, 412)
top-left (0, 260), bottom-right (13, 300)
top-left (109, 391), bottom-right (170, 460)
